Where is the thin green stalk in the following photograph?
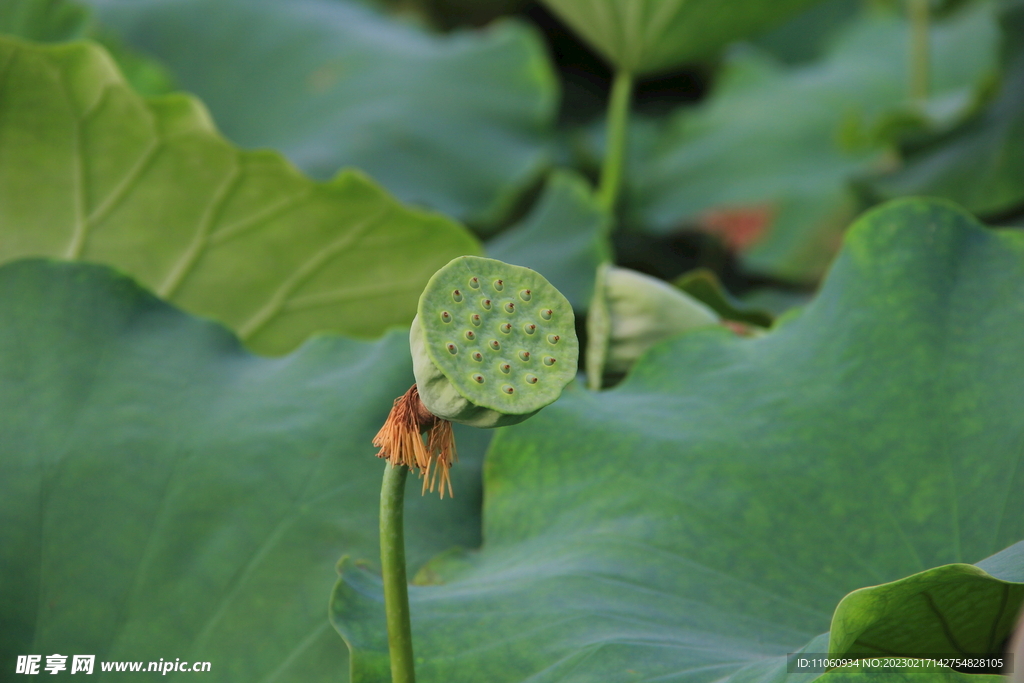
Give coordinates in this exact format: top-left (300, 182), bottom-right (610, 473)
top-left (597, 69), bottom-right (634, 213)
top-left (380, 463), bottom-right (416, 683)
top-left (909, 0), bottom-right (930, 103)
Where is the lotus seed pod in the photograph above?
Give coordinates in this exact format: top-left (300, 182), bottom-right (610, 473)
top-left (411, 256), bottom-right (579, 428)
top-left (586, 264), bottom-right (720, 389)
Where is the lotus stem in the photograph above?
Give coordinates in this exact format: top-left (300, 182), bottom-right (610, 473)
top-left (373, 385), bottom-right (456, 682)
top-left (909, 0), bottom-right (930, 103)
top-left (598, 69), bottom-right (634, 213)
top-left (380, 462), bottom-right (416, 683)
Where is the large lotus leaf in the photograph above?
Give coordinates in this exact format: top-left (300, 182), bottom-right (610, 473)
top-left (331, 199), bottom-right (1024, 682)
top-left (539, 0), bottom-right (824, 76)
top-left (487, 170), bottom-right (611, 311)
top-left (0, 37), bottom-right (480, 356)
top-left (0, 258), bottom-right (487, 681)
top-left (82, 0), bottom-right (557, 228)
top-left (626, 3), bottom-right (999, 281)
top-left (863, 0), bottom-right (1024, 219)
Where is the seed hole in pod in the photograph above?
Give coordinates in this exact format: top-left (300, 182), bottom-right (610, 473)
top-left (526, 374), bottom-right (538, 384)
top-left (440, 311), bottom-right (452, 323)
top-left (543, 356), bottom-right (556, 366)
top-left (493, 279), bottom-right (504, 291)
top-left (481, 298), bottom-right (491, 310)
top-left (472, 374), bottom-right (485, 383)
top-left (519, 350), bottom-right (530, 361)
top-left (547, 334), bottom-right (560, 345)
top-left (541, 309), bottom-right (553, 320)
top-left (519, 289), bottom-right (532, 301)
top-left (465, 330), bottom-right (476, 340)
top-left (499, 363), bottom-right (511, 374)
top-left (502, 384), bottom-right (514, 394)
top-left (524, 323), bottom-right (536, 334)
top-left (472, 352), bottom-right (483, 362)
top-left (453, 289), bottom-right (463, 303)
top-left (500, 323), bottom-right (512, 334)
top-left (447, 343), bottom-right (458, 355)
top-left (489, 340), bottom-right (500, 351)
top-left (469, 277), bottom-right (480, 289)
top-left (503, 302), bottom-right (515, 314)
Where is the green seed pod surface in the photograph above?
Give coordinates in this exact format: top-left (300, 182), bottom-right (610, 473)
top-left (412, 256), bottom-right (578, 428)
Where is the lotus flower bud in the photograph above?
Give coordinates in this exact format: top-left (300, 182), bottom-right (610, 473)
top-left (587, 264), bottom-right (719, 389)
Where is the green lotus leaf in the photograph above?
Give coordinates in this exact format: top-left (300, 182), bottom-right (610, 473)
top-left (626, 3), bottom-right (999, 281)
top-left (0, 258), bottom-right (490, 681)
top-left (539, 0), bottom-right (825, 76)
top-left (0, 36), bottom-right (481, 355)
top-left (332, 198), bottom-right (1024, 681)
top-left (830, 539), bottom-right (1024, 658)
top-left (82, 0), bottom-right (557, 228)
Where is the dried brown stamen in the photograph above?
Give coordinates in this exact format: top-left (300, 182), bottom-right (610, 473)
top-left (372, 384), bottom-right (457, 498)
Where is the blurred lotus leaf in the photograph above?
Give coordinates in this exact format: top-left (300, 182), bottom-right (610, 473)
top-left (625, 2), bottom-right (999, 281)
top-left (83, 0), bottom-right (558, 228)
top-left (540, 0), bottom-right (827, 75)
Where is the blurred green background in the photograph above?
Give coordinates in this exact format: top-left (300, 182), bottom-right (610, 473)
top-left (1, 0), bottom-right (1022, 680)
